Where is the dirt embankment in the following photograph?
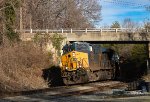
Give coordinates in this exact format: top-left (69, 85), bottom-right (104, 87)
top-left (0, 42), bottom-right (52, 93)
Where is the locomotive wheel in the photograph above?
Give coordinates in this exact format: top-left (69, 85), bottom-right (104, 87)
top-left (72, 71), bottom-right (80, 82)
top-left (63, 72), bottom-right (74, 85)
top-left (63, 77), bottom-right (72, 85)
top-left (76, 68), bottom-right (89, 83)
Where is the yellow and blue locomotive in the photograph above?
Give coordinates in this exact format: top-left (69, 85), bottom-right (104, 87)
top-left (61, 42), bottom-right (119, 85)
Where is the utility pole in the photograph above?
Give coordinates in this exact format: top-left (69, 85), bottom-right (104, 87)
top-left (29, 14), bottom-right (32, 30)
top-left (20, 5), bottom-right (23, 34)
top-left (20, 0), bottom-right (25, 34)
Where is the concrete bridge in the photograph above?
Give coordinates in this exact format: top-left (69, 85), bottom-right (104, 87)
top-left (19, 28), bottom-right (150, 41)
top-left (19, 28), bottom-right (150, 61)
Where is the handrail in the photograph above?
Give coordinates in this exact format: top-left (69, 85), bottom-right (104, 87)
top-left (15, 28), bottom-right (149, 34)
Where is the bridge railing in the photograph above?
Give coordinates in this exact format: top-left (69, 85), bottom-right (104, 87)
top-left (15, 28), bottom-right (148, 34)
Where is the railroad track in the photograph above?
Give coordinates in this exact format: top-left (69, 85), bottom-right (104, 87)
top-left (0, 81), bottom-right (126, 99)
top-left (1, 81), bottom-right (150, 102)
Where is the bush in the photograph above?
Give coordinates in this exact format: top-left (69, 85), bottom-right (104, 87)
top-left (0, 41), bottom-right (52, 92)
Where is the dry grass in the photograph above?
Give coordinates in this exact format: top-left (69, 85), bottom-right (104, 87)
top-left (0, 41), bottom-right (52, 92)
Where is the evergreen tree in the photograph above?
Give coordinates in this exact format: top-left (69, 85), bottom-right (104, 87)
top-left (4, 0), bottom-right (20, 42)
top-left (111, 21), bottom-right (121, 28)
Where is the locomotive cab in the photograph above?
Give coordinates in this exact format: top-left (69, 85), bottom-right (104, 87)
top-left (61, 42), bottom-right (90, 71)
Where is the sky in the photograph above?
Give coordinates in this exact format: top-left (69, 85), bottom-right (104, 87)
top-left (97, 0), bottom-right (150, 27)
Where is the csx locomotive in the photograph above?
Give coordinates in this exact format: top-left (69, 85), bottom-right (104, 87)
top-left (61, 42), bottom-right (119, 85)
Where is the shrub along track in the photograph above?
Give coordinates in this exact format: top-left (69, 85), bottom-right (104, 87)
top-left (0, 81), bottom-right (126, 98)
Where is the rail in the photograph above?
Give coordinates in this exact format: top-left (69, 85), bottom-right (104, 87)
top-left (15, 28), bottom-right (149, 34)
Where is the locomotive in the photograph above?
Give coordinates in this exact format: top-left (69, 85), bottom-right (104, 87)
top-left (61, 42), bottom-right (119, 85)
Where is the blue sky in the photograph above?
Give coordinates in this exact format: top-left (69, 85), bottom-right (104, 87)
top-left (97, 0), bottom-right (150, 27)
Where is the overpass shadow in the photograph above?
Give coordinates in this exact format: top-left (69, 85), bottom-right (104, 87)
top-left (119, 61), bottom-right (147, 82)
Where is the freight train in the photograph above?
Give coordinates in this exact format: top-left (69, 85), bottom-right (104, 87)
top-left (61, 42), bottom-right (120, 85)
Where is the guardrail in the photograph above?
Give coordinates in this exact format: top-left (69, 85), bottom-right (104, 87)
top-left (15, 28), bottom-right (149, 34)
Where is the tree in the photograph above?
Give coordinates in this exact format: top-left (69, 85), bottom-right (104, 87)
top-left (111, 21), bottom-right (121, 28)
top-left (122, 18), bottom-right (135, 28)
top-left (0, 0), bottom-right (5, 43)
top-left (17, 0), bottom-right (101, 29)
top-left (0, 0), bottom-right (20, 43)
top-left (144, 19), bottom-right (150, 31)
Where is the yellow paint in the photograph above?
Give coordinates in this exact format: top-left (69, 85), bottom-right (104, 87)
top-left (61, 51), bottom-right (89, 71)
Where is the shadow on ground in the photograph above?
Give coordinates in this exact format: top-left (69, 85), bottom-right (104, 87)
top-left (42, 66), bottom-right (64, 87)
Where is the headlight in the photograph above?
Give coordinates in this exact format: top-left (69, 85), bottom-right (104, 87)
top-left (72, 52), bottom-right (75, 57)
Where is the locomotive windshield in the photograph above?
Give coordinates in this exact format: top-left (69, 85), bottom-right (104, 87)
top-left (74, 42), bottom-right (90, 53)
top-left (62, 42), bottom-right (90, 54)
